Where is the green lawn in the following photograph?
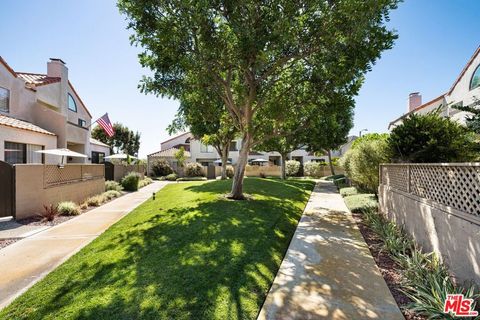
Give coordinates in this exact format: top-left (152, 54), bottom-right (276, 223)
top-left (1, 178), bottom-right (314, 320)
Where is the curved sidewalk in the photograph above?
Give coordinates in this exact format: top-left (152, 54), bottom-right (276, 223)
top-left (0, 181), bottom-right (169, 309)
top-left (258, 181), bottom-right (403, 320)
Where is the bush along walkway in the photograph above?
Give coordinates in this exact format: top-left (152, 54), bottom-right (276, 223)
top-left (340, 186), bottom-right (480, 320)
top-left (0, 180), bottom-right (169, 309)
top-left (259, 180), bottom-right (403, 320)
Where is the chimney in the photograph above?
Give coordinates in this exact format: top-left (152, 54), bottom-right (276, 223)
top-left (47, 58), bottom-right (68, 79)
top-left (408, 92), bottom-right (422, 112)
top-left (47, 58), bottom-right (69, 117)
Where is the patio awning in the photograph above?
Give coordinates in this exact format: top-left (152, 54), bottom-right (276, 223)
top-left (36, 148), bottom-right (88, 158)
top-left (104, 153), bottom-right (137, 160)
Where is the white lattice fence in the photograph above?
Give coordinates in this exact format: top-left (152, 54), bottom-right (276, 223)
top-left (380, 164), bottom-right (480, 217)
top-left (381, 165), bottom-right (409, 193)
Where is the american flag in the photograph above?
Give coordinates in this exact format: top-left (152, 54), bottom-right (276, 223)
top-left (96, 113), bottom-right (114, 137)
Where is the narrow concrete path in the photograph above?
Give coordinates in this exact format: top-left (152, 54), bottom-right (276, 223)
top-left (258, 181), bottom-right (403, 320)
top-left (0, 181), bottom-right (169, 309)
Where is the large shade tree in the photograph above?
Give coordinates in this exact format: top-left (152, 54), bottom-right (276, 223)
top-left (119, 0), bottom-right (400, 199)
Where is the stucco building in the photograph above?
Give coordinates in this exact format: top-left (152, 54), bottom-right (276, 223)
top-left (389, 46), bottom-right (480, 128)
top-left (0, 56), bottom-right (110, 164)
top-left (148, 131), bottom-right (356, 172)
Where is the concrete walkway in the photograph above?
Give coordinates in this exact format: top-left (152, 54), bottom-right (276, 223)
top-left (0, 181), bottom-right (169, 309)
top-left (258, 181), bottom-right (403, 320)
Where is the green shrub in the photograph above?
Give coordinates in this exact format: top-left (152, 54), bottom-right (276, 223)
top-left (343, 194), bottom-right (377, 213)
top-left (341, 133), bottom-right (390, 193)
top-left (303, 161), bottom-right (323, 178)
top-left (176, 177), bottom-right (208, 181)
top-left (121, 172), bottom-right (141, 191)
top-left (333, 177), bottom-right (349, 189)
top-left (285, 160), bottom-right (300, 176)
top-left (226, 165), bottom-right (234, 178)
top-left (57, 201), bottom-right (81, 216)
top-left (185, 162), bottom-right (204, 177)
top-left (360, 208), bottom-right (480, 318)
top-left (151, 158), bottom-right (174, 177)
top-left (103, 190), bottom-right (121, 200)
top-left (138, 177), bottom-right (153, 188)
top-left (339, 187), bottom-right (359, 197)
top-left (389, 111), bottom-right (478, 163)
top-left (323, 174), bottom-right (345, 181)
top-left (165, 173), bottom-right (178, 181)
top-left (105, 180), bottom-right (123, 192)
top-left (86, 195), bottom-right (106, 207)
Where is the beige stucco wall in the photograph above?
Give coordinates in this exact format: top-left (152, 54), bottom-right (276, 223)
top-left (0, 63), bottom-right (37, 122)
top-left (379, 185), bottom-right (480, 285)
top-left (0, 126), bottom-right (57, 164)
top-left (14, 164), bottom-right (105, 220)
top-left (111, 164), bottom-right (145, 182)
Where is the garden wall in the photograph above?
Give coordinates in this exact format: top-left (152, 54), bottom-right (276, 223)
top-left (379, 163), bottom-right (480, 285)
top-left (105, 163), bottom-right (145, 182)
top-left (14, 164), bottom-right (105, 220)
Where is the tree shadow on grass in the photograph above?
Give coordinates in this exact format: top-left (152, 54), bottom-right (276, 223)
top-left (1, 179), bottom-right (314, 320)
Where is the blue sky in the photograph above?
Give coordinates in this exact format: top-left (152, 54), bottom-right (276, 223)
top-left (0, 1), bottom-right (479, 157)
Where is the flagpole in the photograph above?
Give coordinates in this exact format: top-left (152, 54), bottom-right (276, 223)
top-left (87, 113), bottom-right (108, 130)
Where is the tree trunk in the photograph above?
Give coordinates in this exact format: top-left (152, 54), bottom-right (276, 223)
top-left (280, 153), bottom-right (287, 180)
top-left (221, 145), bottom-right (229, 180)
top-left (327, 150), bottom-right (336, 176)
top-left (229, 135), bottom-right (250, 199)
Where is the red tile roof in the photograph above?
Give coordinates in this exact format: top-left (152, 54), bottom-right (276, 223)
top-left (16, 72), bottom-right (61, 86)
top-left (0, 114), bottom-right (56, 136)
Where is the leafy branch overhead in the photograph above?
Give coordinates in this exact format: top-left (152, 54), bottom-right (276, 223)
top-left (119, 0), bottom-right (401, 198)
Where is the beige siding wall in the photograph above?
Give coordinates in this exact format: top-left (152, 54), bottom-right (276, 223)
top-left (14, 164), bottom-right (104, 220)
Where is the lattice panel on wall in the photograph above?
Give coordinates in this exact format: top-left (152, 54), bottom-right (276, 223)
top-left (44, 165), bottom-right (82, 188)
top-left (44, 165), bottom-right (105, 188)
top-left (409, 165), bottom-right (480, 217)
top-left (381, 164), bottom-right (480, 217)
top-left (381, 165), bottom-right (409, 193)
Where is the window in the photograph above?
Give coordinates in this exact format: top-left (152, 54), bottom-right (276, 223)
top-left (471, 64), bottom-right (480, 90)
top-left (200, 143), bottom-right (213, 153)
top-left (91, 151), bottom-right (105, 164)
top-left (78, 118), bottom-right (87, 127)
top-left (0, 87), bottom-right (9, 112)
top-left (68, 93), bottom-right (77, 112)
top-left (4, 142), bottom-right (44, 164)
top-left (229, 141), bottom-right (238, 151)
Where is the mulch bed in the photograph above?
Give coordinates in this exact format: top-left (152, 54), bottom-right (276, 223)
top-left (17, 215), bottom-right (74, 227)
top-left (352, 212), bottom-right (426, 320)
top-left (0, 238), bottom-right (19, 250)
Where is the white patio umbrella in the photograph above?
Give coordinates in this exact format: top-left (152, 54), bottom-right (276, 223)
top-left (36, 148), bottom-right (88, 165)
top-left (104, 153), bottom-right (137, 160)
top-left (250, 158), bottom-right (269, 166)
top-left (213, 159), bottom-right (232, 164)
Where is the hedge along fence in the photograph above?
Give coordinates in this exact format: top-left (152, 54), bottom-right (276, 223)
top-left (379, 163), bottom-right (480, 285)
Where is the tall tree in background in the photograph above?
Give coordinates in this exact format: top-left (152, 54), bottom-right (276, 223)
top-left (119, 0), bottom-right (400, 199)
top-left (304, 93), bottom-right (356, 175)
top-left (92, 122), bottom-right (141, 156)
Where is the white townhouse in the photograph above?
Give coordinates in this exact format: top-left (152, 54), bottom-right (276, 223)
top-left (390, 46), bottom-right (480, 129)
top-left (0, 56), bottom-right (110, 164)
top-left (148, 132), bottom-right (356, 170)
